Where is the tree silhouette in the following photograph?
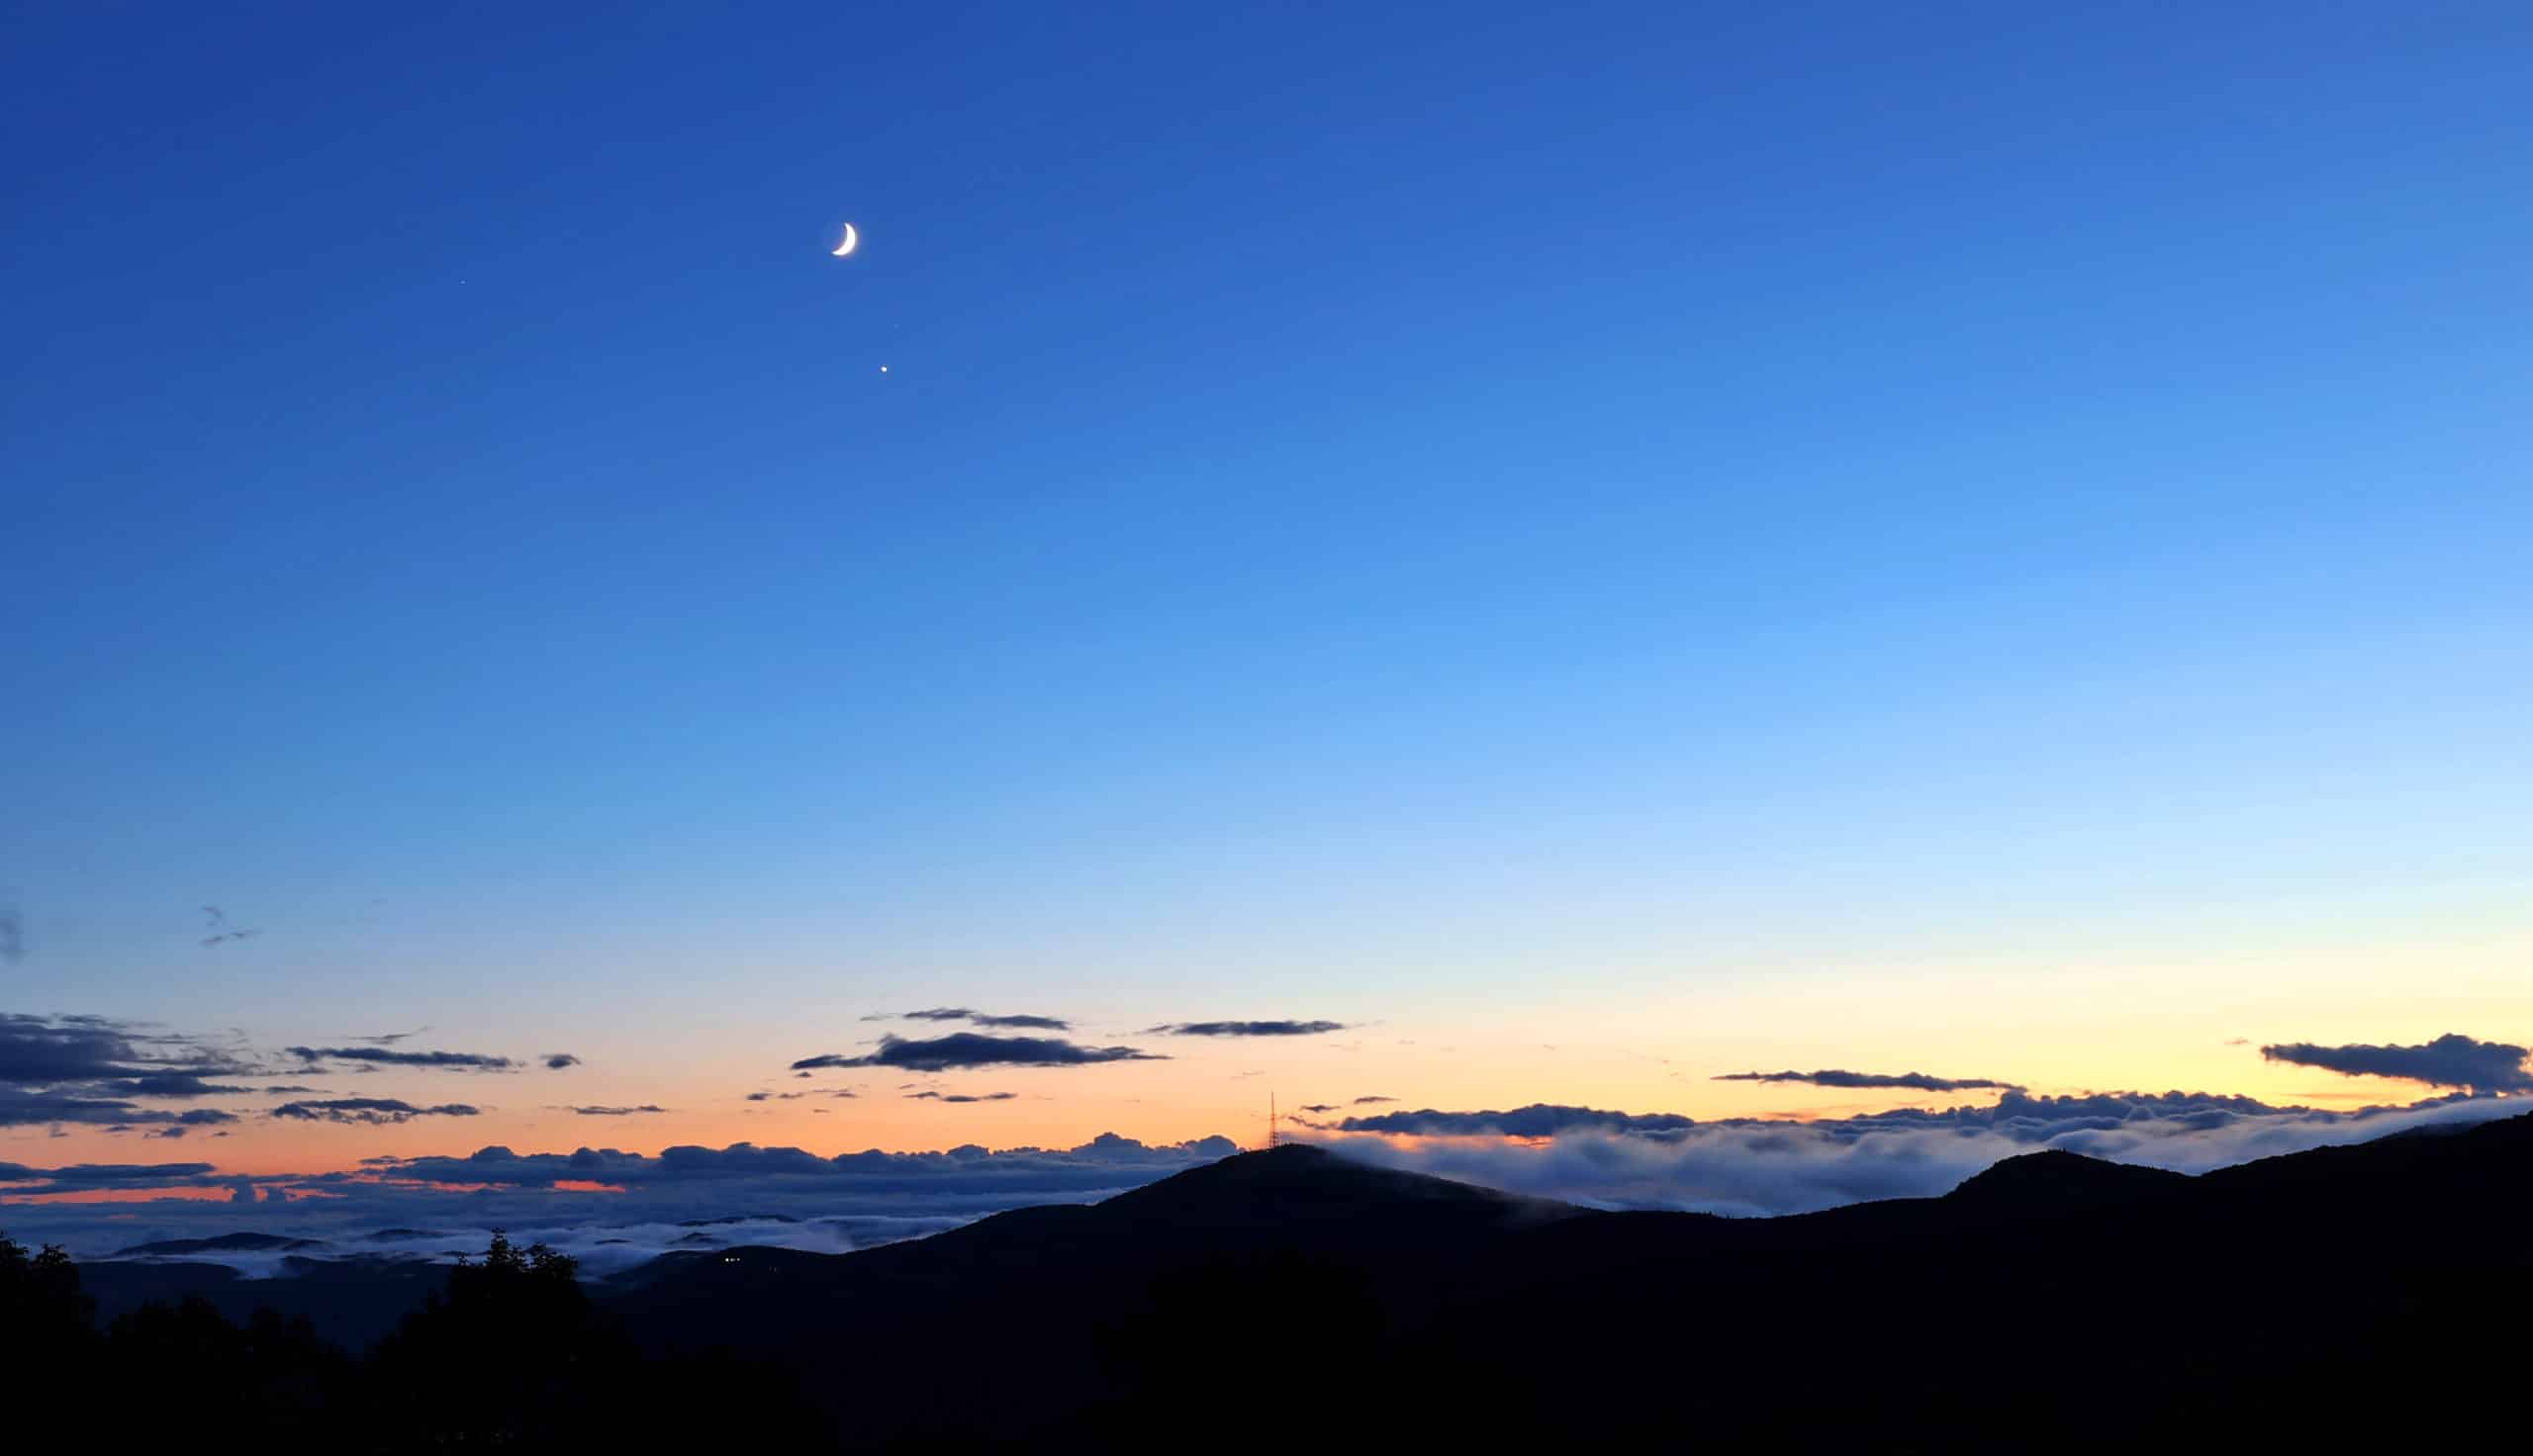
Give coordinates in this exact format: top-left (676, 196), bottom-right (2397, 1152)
top-left (4, 1227), bottom-right (820, 1452)
top-left (0, 1228), bottom-right (97, 1397)
top-left (366, 1229), bottom-right (629, 1445)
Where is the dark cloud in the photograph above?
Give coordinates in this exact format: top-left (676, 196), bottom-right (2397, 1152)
top-left (0, 1091), bottom-right (242, 1129)
top-left (0, 1159), bottom-right (219, 1194)
top-left (103, 1072), bottom-right (256, 1098)
top-left (0, 1014), bottom-right (257, 1127)
top-left (1713, 1069), bottom-right (2017, 1093)
top-left (745, 1092), bottom-right (774, 1102)
top-left (351, 1028), bottom-right (428, 1046)
top-left (1297, 1104), bottom-right (1340, 1114)
top-left (102, 1107), bottom-right (237, 1132)
top-left (867, 1008), bottom-right (1076, 1032)
top-left (905, 1091), bottom-right (1017, 1103)
top-left (2259, 1034), bottom-right (2532, 1091)
top-left (1144, 1020), bottom-right (1348, 1038)
top-left (286, 1046), bottom-right (516, 1072)
top-left (262, 1084), bottom-right (326, 1094)
top-left (543, 1053), bottom-right (582, 1070)
top-left (1340, 1104), bottom-right (1699, 1139)
top-left (4, 1093), bottom-right (133, 1128)
top-left (792, 1033), bottom-right (1164, 1072)
top-left (568, 1105), bottom-right (666, 1116)
top-left (270, 1098), bottom-right (481, 1126)
top-left (1353, 1095), bottom-right (1397, 1105)
top-left (2, 1013), bottom-right (247, 1085)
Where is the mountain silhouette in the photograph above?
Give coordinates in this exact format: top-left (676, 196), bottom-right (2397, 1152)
top-left (46, 1113), bottom-right (2533, 1450)
top-left (605, 1115), bottom-right (2533, 1449)
top-left (1943, 1145), bottom-right (2193, 1206)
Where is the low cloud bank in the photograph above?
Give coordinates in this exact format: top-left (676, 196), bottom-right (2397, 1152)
top-left (0, 1132), bottom-right (1241, 1262)
top-left (1304, 1089), bottom-right (2532, 1216)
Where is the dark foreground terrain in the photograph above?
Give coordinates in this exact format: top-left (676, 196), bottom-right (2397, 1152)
top-left (9, 1113), bottom-right (2529, 1451)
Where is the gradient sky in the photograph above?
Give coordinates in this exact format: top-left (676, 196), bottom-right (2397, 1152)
top-left (7, 2), bottom-right (2532, 1182)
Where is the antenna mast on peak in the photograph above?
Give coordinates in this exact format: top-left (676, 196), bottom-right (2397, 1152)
top-left (1268, 1091), bottom-right (1279, 1150)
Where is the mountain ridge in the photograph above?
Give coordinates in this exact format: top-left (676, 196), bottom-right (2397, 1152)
top-left (57, 1110), bottom-right (2533, 1449)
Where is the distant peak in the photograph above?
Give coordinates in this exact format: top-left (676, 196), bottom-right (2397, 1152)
top-left (1947, 1150), bottom-right (2190, 1209)
top-left (1243, 1142), bottom-right (1332, 1161)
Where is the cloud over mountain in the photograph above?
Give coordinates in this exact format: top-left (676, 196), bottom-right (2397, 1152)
top-left (13, 1090), bottom-right (2532, 1275)
top-left (1312, 1088), bottom-right (2533, 1216)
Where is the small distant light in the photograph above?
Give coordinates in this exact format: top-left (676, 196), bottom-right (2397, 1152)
top-left (880, 366), bottom-right (889, 373)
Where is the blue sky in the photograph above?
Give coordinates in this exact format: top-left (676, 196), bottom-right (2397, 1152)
top-left (5, 3), bottom-right (2531, 1165)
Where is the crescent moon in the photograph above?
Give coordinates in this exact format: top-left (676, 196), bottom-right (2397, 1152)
top-left (831, 223), bottom-right (859, 258)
